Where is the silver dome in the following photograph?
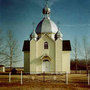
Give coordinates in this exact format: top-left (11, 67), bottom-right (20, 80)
top-left (56, 30), bottom-right (63, 38)
top-left (35, 17), bottom-right (58, 34)
top-left (30, 30), bottom-right (37, 38)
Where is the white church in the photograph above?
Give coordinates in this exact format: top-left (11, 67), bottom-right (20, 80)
top-left (23, 1), bottom-right (71, 74)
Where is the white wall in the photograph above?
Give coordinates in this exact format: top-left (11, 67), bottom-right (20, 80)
top-left (62, 51), bottom-right (70, 73)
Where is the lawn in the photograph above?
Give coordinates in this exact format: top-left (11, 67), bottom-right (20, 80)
top-left (0, 74), bottom-right (90, 90)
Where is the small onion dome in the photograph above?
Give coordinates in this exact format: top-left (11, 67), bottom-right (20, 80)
top-left (56, 29), bottom-right (63, 39)
top-left (43, 5), bottom-right (51, 14)
top-left (30, 30), bottom-right (37, 39)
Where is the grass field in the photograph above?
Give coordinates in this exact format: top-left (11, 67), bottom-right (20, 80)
top-left (0, 74), bottom-right (90, 90)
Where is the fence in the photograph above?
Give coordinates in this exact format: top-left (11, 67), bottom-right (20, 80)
top-left (0, 71), bottom-right (90, 85)
top-left (71, 70), bottom-right (87, 74)
top-left (8, 71), bottom-right (68, 85)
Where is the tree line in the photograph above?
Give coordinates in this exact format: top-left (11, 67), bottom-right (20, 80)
top-left (71, 37), bottom-right (90, 72)
top-left (71, 59), bottom-right (90, 70)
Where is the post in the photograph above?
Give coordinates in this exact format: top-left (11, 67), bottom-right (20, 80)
top-left (88, 73), bottom-right (90, 85)
top-left (9, 72), bottom-right (11, 83)
top-left (43, 72), bottom-right (45, 82)
top-left (32, 76), bottom-right (35, 80)
top-left (53, 76), bottom-right (56, 80)
top-left (21, 71), bottom-right (23, 85)
top-left (66, 72), bottom-right (68, 84)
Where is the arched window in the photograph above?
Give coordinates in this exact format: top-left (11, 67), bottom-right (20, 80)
top-left (44, 42), bottom-right (48, 49)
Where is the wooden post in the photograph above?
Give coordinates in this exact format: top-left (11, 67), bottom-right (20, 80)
top-left (66, 72), bottom-right (68, 84)
top-left (53, 76), bottom-right (56, 80)
top-left (43, 72), bottom-right (45, 82)
top-left (88, 73), bottom-right (90, 85)
top-left (21, 71), bottom-right (23, 85)
top-left (9, 72), bottom-right (11, 83)
top-left (32, 76), bottom-right (35, 80)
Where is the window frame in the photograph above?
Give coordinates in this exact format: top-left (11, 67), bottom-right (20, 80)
top-left (44, 42), bottom-right (48, 49)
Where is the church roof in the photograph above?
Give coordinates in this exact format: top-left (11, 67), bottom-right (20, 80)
top-left (0, 65), bottom-right (4, 67)
top-left (63, 40), bottom-right (71, 51)
top-left (22, 40), bottom-right (30, 51)
top-left (30, 30), bottom-right (37, 38)
top-left (35, 0), bottom-right (58, 34)
top-left (35, 17), bottom-right (58, 34)
top-left (22, 40), bottom-right (71, 51)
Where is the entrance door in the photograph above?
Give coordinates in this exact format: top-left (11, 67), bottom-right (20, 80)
top-left (42, 60), bottom-right (50, 73)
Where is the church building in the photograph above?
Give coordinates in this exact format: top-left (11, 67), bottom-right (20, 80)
top-left (23, 2), bottom-right (71, 74)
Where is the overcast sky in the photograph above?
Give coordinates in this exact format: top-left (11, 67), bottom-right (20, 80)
top-left (0, 0), bottom-right (90, 66)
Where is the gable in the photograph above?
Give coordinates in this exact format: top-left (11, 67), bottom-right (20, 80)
top-left (37, 34), bottom-right (55, 43)
top-left (37, 34), bottom-right (55, 50)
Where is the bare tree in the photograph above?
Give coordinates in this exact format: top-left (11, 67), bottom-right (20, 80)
top-left (0, 30), bottom-right (21, 70)
top-left (0, 30), bottom-right (3, 50)
top-left (82, 36), bottom-right (89, 72)
top-left (0, 30), bottom-right (5, 62)
top-left (72, 38), bottom-right (78, 73)
top-left (0, 30), bottom-right (2, 50)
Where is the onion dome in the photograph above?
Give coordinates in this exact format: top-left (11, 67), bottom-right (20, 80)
top-left (43, 0), bottom-right (51, 15)
top-left (35, 0), bottom-right (58, 35)
top-left (36, 18), bottom-right (58, 34)
top-left (43, 5), bottom-right (51, 15)
top-left (55, 29), bottom-right (63, 39)
top-left (30, 30), bottom-right (37, 40)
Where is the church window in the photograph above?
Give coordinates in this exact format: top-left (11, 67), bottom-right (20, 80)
top-left (44, 42), bottom-right (48, 49)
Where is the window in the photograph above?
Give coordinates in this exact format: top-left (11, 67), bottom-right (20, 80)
top-left (44, 42), bottom-right (48, 49)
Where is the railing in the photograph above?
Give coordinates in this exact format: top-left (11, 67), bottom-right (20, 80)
top-left (7, 71), bottom-right (68, 85)
top-left (24, 71), bottom-right (66, 75)
top-left (71, 70), bottom-right (87, 74)
top-left (0, 71), bottom-right (90, 85)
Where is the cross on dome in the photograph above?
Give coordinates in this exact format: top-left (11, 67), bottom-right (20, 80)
top-left (45, 0), bottom-right (49, 7)
top-left (43, 0), bottom-right (51, 17)
top-left (32, 22), bottom-right (35, 30)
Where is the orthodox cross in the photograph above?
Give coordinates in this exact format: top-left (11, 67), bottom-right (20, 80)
top-left (45, 0), bottom-right (49, 6)
top-left (32, 22), bottom-right (35, 30)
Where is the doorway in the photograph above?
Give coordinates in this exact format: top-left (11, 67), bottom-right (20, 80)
top-left (42, 60), bottom-right (50, 73)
